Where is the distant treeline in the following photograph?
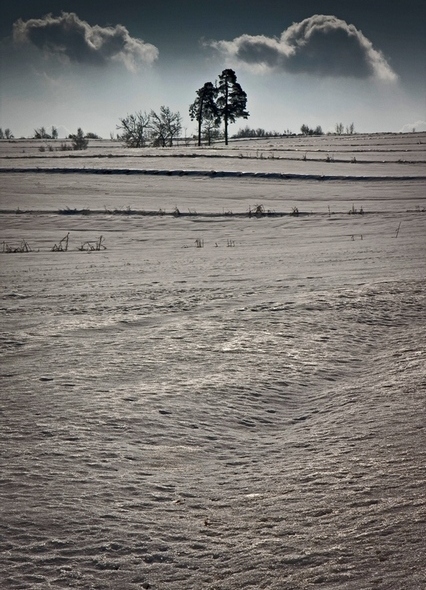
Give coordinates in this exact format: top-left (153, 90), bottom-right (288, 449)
top-left (232, 122), bottom-right (356, 138)
top-left (232, 126), bottom-right (293, 138)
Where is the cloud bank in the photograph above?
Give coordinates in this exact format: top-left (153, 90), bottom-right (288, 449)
top-left (209, 14), bottom-right (397, 82)
top-left (13, 12), bottom-right (159, 71)
top-left (399, 120), bottom-right (426, 133)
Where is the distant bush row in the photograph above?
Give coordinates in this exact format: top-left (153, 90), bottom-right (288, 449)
top-left (32, 126), bottom-right (101, 141)
top-left (0, 128), bottom-right (14, 139)
top-left (1, 119), bottom-right (356, 147)
top-left (36, 128), bottom-right (90, 151)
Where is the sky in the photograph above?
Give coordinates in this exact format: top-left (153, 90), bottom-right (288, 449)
top-left (0, 0), bottom-right (425, 138)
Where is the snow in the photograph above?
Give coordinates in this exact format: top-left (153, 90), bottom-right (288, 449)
top-left (1, 133), bottom-right (425, 589)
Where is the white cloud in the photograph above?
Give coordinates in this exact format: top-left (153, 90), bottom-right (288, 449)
top-left (208, 14), bottom-right (397, 82)
top-left (399, 120), bottom-right (426, 133)
top-left (13, 12), bottom-right (159, 72)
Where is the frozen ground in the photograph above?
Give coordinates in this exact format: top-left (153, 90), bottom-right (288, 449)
top-left (0, 134), bottom-right (425, 589)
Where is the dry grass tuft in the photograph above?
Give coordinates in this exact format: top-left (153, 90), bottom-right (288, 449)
top-left (2, 240), bottom-right (33, 253)
top-left (51, 233), bottom-right (70, 252)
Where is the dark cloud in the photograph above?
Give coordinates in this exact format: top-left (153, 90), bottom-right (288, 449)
top-left (13, 12), bottom-right (159, 71)
top-left (209, 14), bottom-right (397, 81)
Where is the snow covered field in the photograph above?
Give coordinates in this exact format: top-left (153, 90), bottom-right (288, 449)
top-left (1, 134), bottom-right (425, 589)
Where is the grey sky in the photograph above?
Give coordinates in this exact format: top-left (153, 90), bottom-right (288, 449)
top-left (1, 0), bottom-right (425, 137)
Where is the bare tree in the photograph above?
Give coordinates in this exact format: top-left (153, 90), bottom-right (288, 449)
top-left (150, 106), bottom-right (182, 147)
top-left (0, 128), bottom-right (12, 139)
top-left (335, 122), bottom-right (344, 135)
top-left (202, 119), bottom-right (222, 145)
top-left (117, 111), bottom-right (151, 147)
top-left (34, 127), bottom-right (51, 139)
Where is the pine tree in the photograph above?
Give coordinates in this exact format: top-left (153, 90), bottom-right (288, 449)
top-left (216, 69), bottom-right (249, 145)
top-left (70, 128), bottom-right (88, 150)
top-left (189, 82), bottom-right (219, 146)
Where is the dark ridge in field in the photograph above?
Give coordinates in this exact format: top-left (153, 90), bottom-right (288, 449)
top-left (1, 208), bottom-right (302, 218)
top-left (0, 167), bottom-right (425, 182)
top-left (1, 153), bottom-right (425, 164)
top-left (0, 208), bottom-right (412, 218)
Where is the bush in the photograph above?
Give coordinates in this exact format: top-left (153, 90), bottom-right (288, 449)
top-left (0, 128), bottom-right (14, 139)
top-left (300, 124), bottom-right (323, 136)
top-left (70, 128), bottom-right (88, 150)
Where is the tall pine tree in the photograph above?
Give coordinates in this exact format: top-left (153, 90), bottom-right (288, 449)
top-left (189, 82), bottom-right (219, 146)
top-left (216, 69), bottom-right (249, 145)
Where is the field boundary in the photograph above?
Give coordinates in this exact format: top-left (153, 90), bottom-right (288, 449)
top-left (1, 167), bottom-right (425, 182)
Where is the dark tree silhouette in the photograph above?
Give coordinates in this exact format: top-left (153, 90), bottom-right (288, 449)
top-left (117, 111), bottom-right (151, 147)
top-left (34, 126), bottom-right (51, 139)
top-left (335, 122), bottom-right (344, 135)
top-left (189, 82), bottom-right (219, 146)
top-left (216, 69), bottom-right (249, 145)
top-left (150, 106), bottom-right (182, 147)
top-left (70, 128), bottom-right (88, 150)
top-left (300, 124), bottom-right (324, 136)
top-left (33, 126), bottom-right (59, 139)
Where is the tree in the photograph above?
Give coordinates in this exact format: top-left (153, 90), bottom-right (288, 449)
top-left (117, 111), bottom-right (151, 147)
top-left (335, 122), bottom-right (344, 135)
top-left (51, 126), bottom-right (58, 139)
top-left (301, 124), bottom-right (323, 136)
top-left (4, 128), bottom-right (13, 139)
top-left (202, 119), bottom-right (221, 145)
top-left (34, 127), bottom-right (51, 139)
top-left (189, 82), bottom-right (219, 146)
top-left (150, 106), bottom-right (182, 147)
top-left (216, 69), bottom-right (249, 145)
top-left (0, 129), bottom-right (3, 139)
top-left (70, 128), bottom-right (88, 150)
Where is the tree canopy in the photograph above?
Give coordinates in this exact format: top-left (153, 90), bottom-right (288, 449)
top-left (189, 82), bottom-right (219, 147)
top-left (189, 69), bottom-right (249, 146)
top-left (216, 69), bottom-right (249, 145)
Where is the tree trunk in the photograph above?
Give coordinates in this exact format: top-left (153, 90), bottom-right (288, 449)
top-left (224, 83), bottom-right (229, 145)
